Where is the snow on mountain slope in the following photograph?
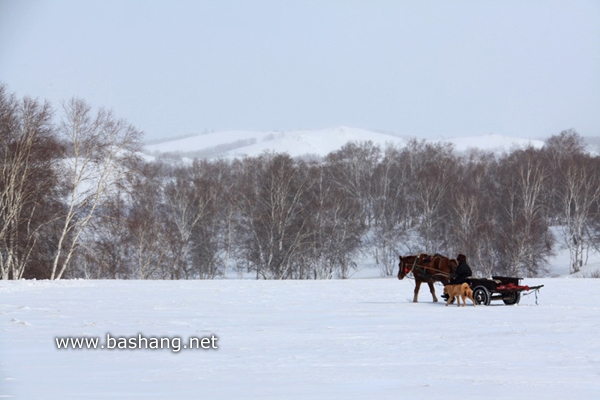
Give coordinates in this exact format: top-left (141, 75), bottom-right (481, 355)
top-left (227, 127), bottom-right (407, 158)
top-left (144, 126), bottom-right (408, 159)
top-left (143, 127), bottom-right (546, 160)
top-left (436, 133), bottom-right (545, 153)
top-left (146, 129), bottom-right (275, 154)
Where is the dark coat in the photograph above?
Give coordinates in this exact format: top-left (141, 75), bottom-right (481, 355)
top-left (450, 260), bottom-right (472, 285)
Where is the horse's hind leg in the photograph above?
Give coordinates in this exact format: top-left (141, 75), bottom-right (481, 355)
top-left (427, 281), bottom-right (438, 302)
top-left (413, 280), bottom-right (421, 303)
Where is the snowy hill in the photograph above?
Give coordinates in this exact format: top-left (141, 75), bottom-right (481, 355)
top-left (143, 127), bottom-right (546, 160)
top-left (144, 126), bottom-right (407, 159)
top-left (435, 133), bottom-right (545, 153)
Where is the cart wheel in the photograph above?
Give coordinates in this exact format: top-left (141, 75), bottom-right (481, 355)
top-left (502, 291), bottom-right (521, 305)
top-left (473, 286), bottom-right (491, 306)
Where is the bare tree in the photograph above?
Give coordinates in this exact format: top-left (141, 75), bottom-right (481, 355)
top-left (304, 162), bottom-right (365, 279)
top-left (544, 130), bottom-right (599, 273)
top-left (371, 144), bottom-right (411, 276)
top-left (233, 153), bottom-right (313, 279)
top-left (187, 159), bottom-right (236, 279)
top-left (408, 140), bottom-right (456, 253)
top-left (210, 159), bottom-right (237, 278)
top-left (165, 160), bottom-right (220, 279)
top-left (495, 147), bottom-right (552, 277)
top-left (448, 151), bottom-right (496, 277)
top-left (0, 86), bottom-right (62, 279)
top-left (129, 161), bottom-right (175, 279)
top-left (79, 190), bottom-right (131, 279)
top-left (556, 156), bottom-right (600, 273)
top-left (325, 141), bottom-right (380, 227)
top-left (50, 98), bottom-right (141, 280)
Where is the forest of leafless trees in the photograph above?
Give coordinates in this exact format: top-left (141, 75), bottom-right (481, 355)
top-left (2, 84), bottom-right (600, 280)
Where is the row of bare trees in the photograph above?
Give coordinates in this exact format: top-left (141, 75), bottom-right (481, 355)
top-left (2, 84), bottom-right (599, 279)
top-left (75, 132), bottom-right (599, 279)
top-left (77, 153), bottom-right (365, 280)
top-left (0, 85), bottom-right (140, 280)
top-left (375, 131), bottom-right (599, 277)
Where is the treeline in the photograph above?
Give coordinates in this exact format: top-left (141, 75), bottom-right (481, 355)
top-left (2, 84), bottom-right (600, 280)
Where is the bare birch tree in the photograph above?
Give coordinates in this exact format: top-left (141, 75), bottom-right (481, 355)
top-left (544, 130), bottom-right (598, 273)
top-left (303, 162), bottom-right (364, 279)
top-left (325, 141), bottom-right (380, 227)
top-left (125, 160), bottom-right (172, 279)
top-left (50, 98), bottom-right (141, 280)
top-left (495, 148), bottom-right (552, 277)
top-left (164, 160), bottom-right (219, 279)
top-left (0, 86), bottom-right (61, 279)
top-left (371, 144), bottom-right (410, 276)
top-left (557, 156), bottom-right (600, 273)
top-left (409, 141), bottom-right (456, 253)
top-left (448, 152), bottom-right (496, 277)
top-left (233, 153), bottom-right (313, 279)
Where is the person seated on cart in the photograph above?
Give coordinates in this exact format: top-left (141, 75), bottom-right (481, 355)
top-left (442, 254), bottom-right (473, 301)
top-left (449, 254), bottom-right (472, 285)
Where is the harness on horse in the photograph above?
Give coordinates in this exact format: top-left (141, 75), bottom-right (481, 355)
top-left (404, 253), bottom-right (454, 282)
top-left (414, 263), bottom-right (436, 281)
top-left (401, 255), bottom-right (420, 277)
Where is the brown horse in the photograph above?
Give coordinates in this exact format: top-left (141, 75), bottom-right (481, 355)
top-left (398, 254), bottom-right (457, 302)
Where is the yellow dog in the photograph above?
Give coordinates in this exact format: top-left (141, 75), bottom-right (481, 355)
top-left (443, 283), bottom-right (476, 307)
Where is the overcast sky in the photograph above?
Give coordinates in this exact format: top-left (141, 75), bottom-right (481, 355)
top-left (1, 0), bottom-right (599, 140)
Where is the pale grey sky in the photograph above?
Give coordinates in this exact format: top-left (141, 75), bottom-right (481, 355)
top-left (1, 0), bottom-right (599, 140)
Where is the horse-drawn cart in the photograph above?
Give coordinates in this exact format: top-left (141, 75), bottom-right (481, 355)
top-left (398, 253), bottom-right (544, 305)
top-left (466, 276), bottom-right (544, 306)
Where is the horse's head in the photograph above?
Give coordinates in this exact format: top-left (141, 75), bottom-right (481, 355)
top-left (398, 254), bottom-right (428, 279)
top-left (398, 256), bottom-right (407, 279)
top-left (398, 255), bottom-right (415, 280)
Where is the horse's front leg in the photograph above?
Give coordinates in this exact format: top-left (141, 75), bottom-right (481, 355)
top-left (427, 281), bottom-right (438, 302)
top-left (413, 280), bottom-right (421, 303)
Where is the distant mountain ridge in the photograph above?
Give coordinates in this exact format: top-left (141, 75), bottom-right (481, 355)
top-left (142, 126), bottom-right (553, 160)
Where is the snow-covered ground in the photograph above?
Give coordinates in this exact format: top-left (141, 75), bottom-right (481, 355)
top-left (3, 128), bottom-right (598, 399)
top-left (2, 277), bottom-right (599, 399)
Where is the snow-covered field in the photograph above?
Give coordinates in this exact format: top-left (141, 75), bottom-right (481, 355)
top-left (2, 277), bottom-right (599, 399)
top-left (3, 128), bottom-right (595, 398)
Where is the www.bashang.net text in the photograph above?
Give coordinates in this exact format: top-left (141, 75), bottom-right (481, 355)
top-left (55, 334), bottom-right (218, 353)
